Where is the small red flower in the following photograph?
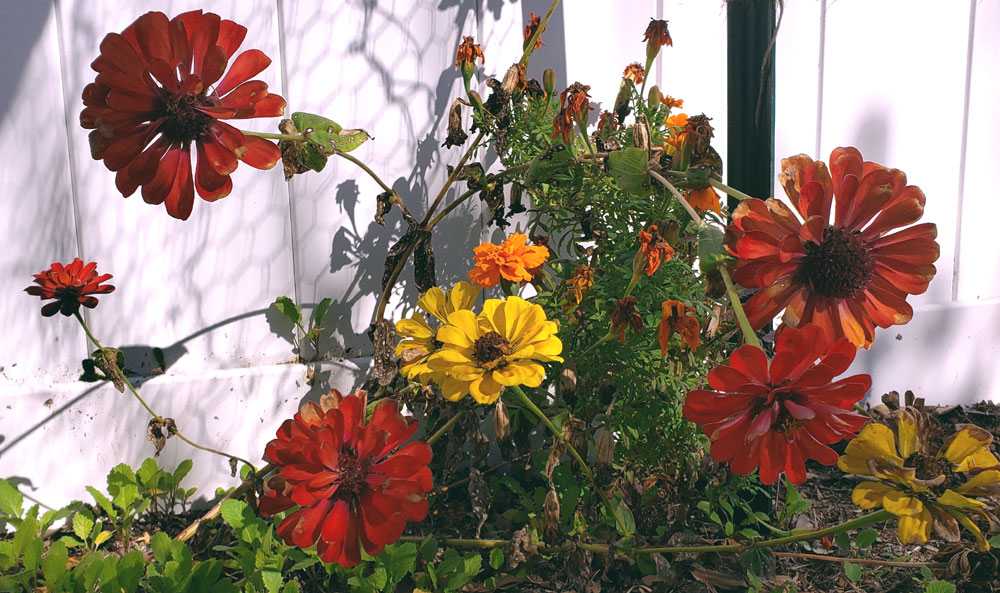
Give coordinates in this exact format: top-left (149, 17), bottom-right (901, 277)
top-left (25, 259), bottom-right (115, 317)
top-left (260, 390), bottom-right (432, 567)
top-left (683, 324), bottom-right (870, 484)
top-left (81, 11), bottom-right (286, 220)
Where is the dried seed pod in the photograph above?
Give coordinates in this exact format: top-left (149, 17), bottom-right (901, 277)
top-left (632, 116), bottom-right (650, 153)
top-left (595, 429), bottom-right (615, 468)
top-left (494, 400), bottom-right (511, 442)
top-left (559, 360), bottom-right (577, 397)
top-left (544, 488), bottom-right (561, 538)
top-left (500, 63), bottom-right (520, 97)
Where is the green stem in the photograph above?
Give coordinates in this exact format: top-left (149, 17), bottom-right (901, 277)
top-left (577, 120), bottom-right (598, 161)
top-left (578, 331), bottom-right (615, 359)
top-left (240, 130), bottom-right (304, 142)
top-left (426, 163), bottom-right (532, 230)
top-left (334, 149), bottom-right (394, 194)
top-left (648, 169), bottom-right (703, 227)
top-left (508, 385), bottom-right (628, 536)
top-left (519, 0), bottom-right (562, 66)
top-left (708, 177), bottom-right (757, 202)
top-left (398, 509), bottom-right (893, 555)
top-left (718, 265), bottom-right (761, 349)
top-left (73, 313), bottom-right (258, 472)
top-left (426, 410), bottom-right (464, 446)
top-left (420, 130), bottom-right (486, 227)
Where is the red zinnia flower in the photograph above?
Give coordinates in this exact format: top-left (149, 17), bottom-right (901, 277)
top-left (683, 324), bottom-right (870, 484)
top-left (260, 390), bottom-right (432, 567)
top-left (724, 147), bottom-right (939, 348)
top-left (25, 259), bottom-right (115, 317)
top-left (81, 10), bottom-right (286, 220)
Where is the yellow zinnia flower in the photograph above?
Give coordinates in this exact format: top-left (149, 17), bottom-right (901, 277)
top-left (395, 282), bottom-right (480, 383)
top-left (838, 411), bottom-right (1000, 551)
top-left (428, 296), bottom-right (563, 404)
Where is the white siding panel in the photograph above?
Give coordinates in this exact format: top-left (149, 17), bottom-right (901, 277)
top-left (819, 0), bottom-right (970, 306)
top-left (956, 0), bottom-right (1000, 301)
top-left (773, 0), bottom-right (822, 184)
top-left (0, 3), bottom-right (84, 385)
top-left (55, 1), bottom-right (297, 375)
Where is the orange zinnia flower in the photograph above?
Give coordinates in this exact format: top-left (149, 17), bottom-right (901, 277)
top-left (686, 187), bottom-right (722, 214)
top-left (622, 62), bottom-right (645, 85)
top-left (524, 12), bottom-right (546, 50)
top-left (611, 296), bottom-right (643, 342)
top-left (469, 233), bottom-right (550, 288)
top-left (658, 300), bottom-right (700, 354)
top-left (638, 225), bottom-right (675, 276)
top-left (724, 147), bottom-right (940, 348)
top-left (455, 36), bottom-right (484, 69)
top-left (660, 94), bottom-right (684, 109)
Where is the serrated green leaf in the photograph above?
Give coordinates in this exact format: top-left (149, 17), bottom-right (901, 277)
top-left (86, 486), bottom-right (116, 520)
top-left (843, 561), bottom-right (862, 582)
top-left (0, 479), bottom-right (23, 518)
top-left (73, 509), bottom-right (94, 541)
top-left (489, 547), bottom-right (503, 570)
top-left (617, 499), bottom-right (636, 536)
top-left (137, 457), bottom-right (160, 487)
top-left (369, 566), bottom-right (388, 591)
top-left (419, 536), bottom-right (439, 562)
top-left (262, 569), bottom-right (283, 593)
top-left (116, 549), bottom-right (145, 592)
top-left (21, 537), bottom-right (42, 572)
top-left (41, 540), bottom-right (68, 584)
top-left (386, 542), bottom-right (417, 583)
top-left (283, 582), bottom-right (301, 593)
top-left (151, 531), bottom-right (172, 564)
top-left (273, 296), bottom-right (302, 325)
top-left (855, 528), bottom-right (878, 549)
top-left (220, 499), bottom-right (248, 529)
top-left (834, 530), bottom-right (851, 551)
top-left (608, 148), bottom-right (651, 196)
top-left (926, 580), bottom-right (957, 593)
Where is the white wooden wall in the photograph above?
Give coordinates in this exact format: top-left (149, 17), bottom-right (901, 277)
top-left (0, 0), bottom-right (729, 508)
top-left (775, 0), bottom-right (1000, 406)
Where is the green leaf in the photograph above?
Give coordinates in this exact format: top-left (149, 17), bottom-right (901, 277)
top-left (21, 537), bottom-right (43, 572)
top-left (172, 459), bottom-right (193, 484)
top-left (262, 569), bottom-right (283, 593)
top-left (0, 479), bottom-right (23, 518)
top-left (525, 143), bottom-right (574, 186)
top-left (220, 499), bottom-right (248, 529)
top-left (990, 535), bottom-right (1000, 548)
top-left (41, 540), bottom-right (68, 584)
top-left (291, 112), bottom-right (370, 154)
top-left (107, 463), bottom-right (139, 510)
top-left (926, 580), bottom-right (957, 593)
top-left (283, 582), bottom-right (301, 593)
top-left (115, 549), bottom-right (146, 593)
top-left (369, 566), bottom-right (388, 591)
top-left (86, 486), bottom-right (116, 520)
top-left (151, 531), bottom-right (172, 564)
top-left (387, 542), bottom-right (417, 583)
top-left (312, 297), bottom-right (332, 327)
top-left (834, 530), bottom-right (851, 551)
top-left (855, 529), bottom-right (878, 549)
top-left (273, 296), bottom-right (302, 325)
top-left (608, 148), bottom-right (652, 196)
top-left (697, 225), bottom-right (729, 274)
top-left (73, 509), bottom-right (95, 542)
top-left (137, 457), bottom-right (160, 488)
top-left (616, 499), bottom-right (636, 536)
top-left (489, 548), bottom-right (503, 570)
top-left (843, 561), bottom-right (862, 582)
top-left (419, 536), bottom-right (439, 562)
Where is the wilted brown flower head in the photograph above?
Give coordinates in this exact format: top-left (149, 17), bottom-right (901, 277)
top-left (622, 62), bottom-right (645, 85)
top-left (597, 110), bottom-right (617, 134)
top-left (455, 36), bottom-right (484, 69)
top-left (684, 114), bottom-right (715, 155)
top-left (524, 12), bottom-right (546, 50)
top-left (560, 82), bottom-right (593, 123)
top-left (611, 295), bottom-right (643, 342)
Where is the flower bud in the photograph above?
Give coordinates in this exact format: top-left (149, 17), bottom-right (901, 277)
top-left (494, 400), bottom-right (511, 441)
top-left (632, 117), bottom-right (650, 152)
top-left (468, 90), bottom-right (483, 111)
top-left (647, 85), bottom-right (661, 110)
top-left (543, 68), bottom-right (556, 96)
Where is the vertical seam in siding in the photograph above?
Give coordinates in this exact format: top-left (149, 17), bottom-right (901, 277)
top-left (815, 0), bottom-right (826, 158)
top-left (275, 0), bottom-right (304, 323)
top-left (51, 0), bottom-right (89, 353)
top-left (952, 0), bottom-right (976, 301)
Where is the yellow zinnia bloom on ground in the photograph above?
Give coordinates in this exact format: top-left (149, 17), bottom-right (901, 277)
top-left (428, 296), bottom-right (563, 404)
top-left (395, 282), bottom-right (480, 383)
top-left (838, 411), bottom-right (1000, 551)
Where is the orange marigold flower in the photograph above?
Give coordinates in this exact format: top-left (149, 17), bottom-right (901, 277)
top-left (81, 10), bottom-right (286, 220)
top-left (724, 147), bottom-right (940, 348)
top-left (560, 82), bottom-right (593, 125)
top-left (658, 300), bottom-right (701, 354)
top-left (622, 62), bottom-right (645, 85)
top-left (25, 259), bottom-right (115, 317)
top-left (597, 110), bottom-right (617, 134)
top-left (638, 224), bottom-right (675, 276)
top-left (611, 296), bottom-right (643, 342)
top-left (686, 187), bottom-right (722, 214)
top-left (469, 233), bottom-right (550, 288)
top-left (664, 113), bottom-right (690, 151)
top-left (643, 19), bottom-right (673, 49)
top-left (455, 36), bottom-right (484, 69)
top-left (552, 109), bottom-right (574, 143)
top-left (524, 12), bottom-right (546, 50)
top-left (660, 94), bottom-right (684, 109)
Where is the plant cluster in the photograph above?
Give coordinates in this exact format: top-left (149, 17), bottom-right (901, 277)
top-left (5, 3), bottom-right (1000, 592)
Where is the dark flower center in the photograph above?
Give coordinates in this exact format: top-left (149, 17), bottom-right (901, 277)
top-left (473, 330), bottom-right (511, 370)
top-left (904, 451), bottom-right (952, 481)
top-left (798, 226), bottom-right (874, 299)
top-left (336, 449), bottom-right (370, 498)
top-left (157, 90), bottom-right (216, 145)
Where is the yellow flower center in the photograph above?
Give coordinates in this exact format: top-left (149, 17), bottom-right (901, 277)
top-left (473, 331), bottom-right (511, 370)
